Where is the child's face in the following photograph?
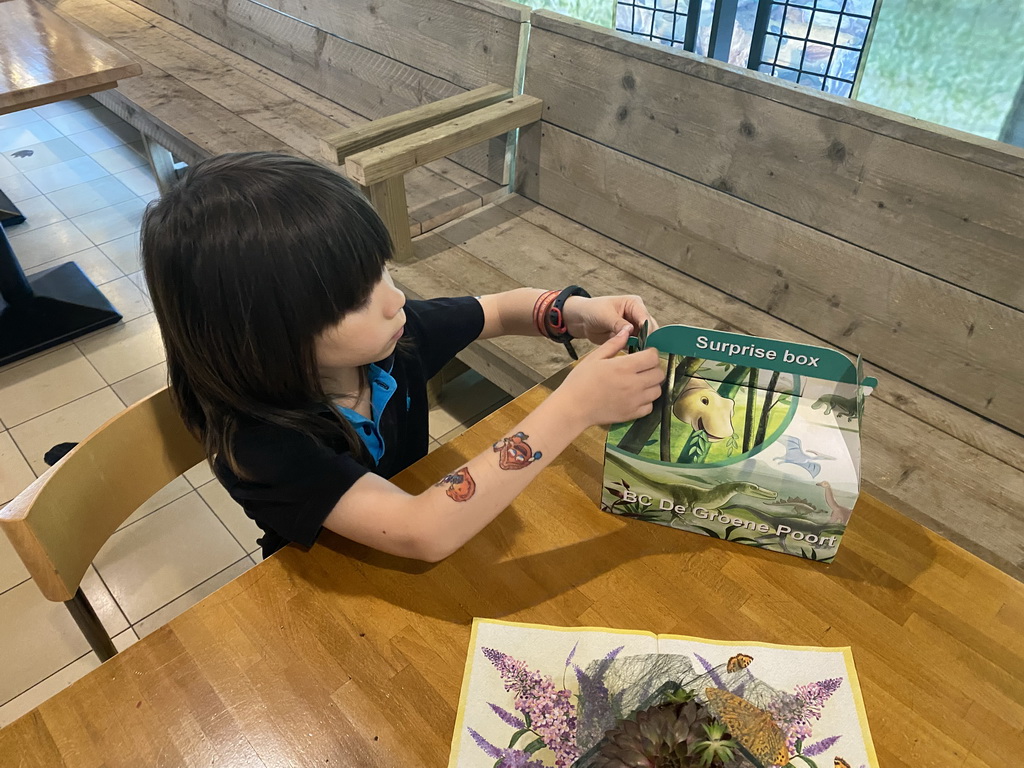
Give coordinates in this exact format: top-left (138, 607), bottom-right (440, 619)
top-left (314, 268), bottom-right (407, 370)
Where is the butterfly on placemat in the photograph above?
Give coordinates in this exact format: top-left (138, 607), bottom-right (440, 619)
top-left (834, 759), bottom-right (851, 768)
top-left (705, 687), bottom-right (790, 768)
top-left (726, 653), bottom-right (753, 673)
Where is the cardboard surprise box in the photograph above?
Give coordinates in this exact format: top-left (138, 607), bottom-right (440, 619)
top-left (602, 324), bottom-right (876, 563)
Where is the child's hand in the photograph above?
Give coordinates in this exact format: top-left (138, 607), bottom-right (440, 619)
top-left (563, 294), bottom-right (658, 343)
top-left (558, 327), bottom-right (665, 428)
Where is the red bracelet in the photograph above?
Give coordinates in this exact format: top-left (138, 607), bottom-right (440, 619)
top-left (533, 290), bottom-right (558, 337)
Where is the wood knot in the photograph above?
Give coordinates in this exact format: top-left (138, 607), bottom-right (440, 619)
top-left (825, 139), bottom-right (847, 164)
top-left (739, 119), bottom-right (756, 138)
top-left (622, 73), bottom-right (636, 91)
top-left (617, 106), bottom-right (629, 122)
top-left (711, 177), bottom-right (733, 194)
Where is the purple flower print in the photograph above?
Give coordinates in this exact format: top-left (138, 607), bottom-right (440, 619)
top-left (695, 653), bottom-right (726, 690)
top-left (467, 728), bottom-right (545, 768)
top-left (489, 703), bottom-right (526, 729)
top-left (803, 734), bottom-right (842, 756)
top-left (794, 678), bottom-right (843, 721)
top-left (770, 677), bottom-right (844, 757)
top-left (483, 648), bottom-right (580, 767)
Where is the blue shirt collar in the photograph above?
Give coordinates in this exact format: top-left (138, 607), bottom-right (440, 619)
top-left (335, 362), bottom-right (397, 463)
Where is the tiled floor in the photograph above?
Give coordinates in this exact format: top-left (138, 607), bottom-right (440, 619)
top-left (0, 97), bottom-right (511, 727)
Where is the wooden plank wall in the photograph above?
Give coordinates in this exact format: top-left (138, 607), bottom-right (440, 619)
top-left (124, 0), bottom-right (528, 183)
top-left (520, 11), bottom-right (1024, 435)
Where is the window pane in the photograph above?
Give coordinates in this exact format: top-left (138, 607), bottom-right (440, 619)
top-left (783, 5), bottom-right (811, 37)
top-left (828, 46), bottom-right (860, 79)
top-left (809, 11), bottom-right (840, 43)
top-left (825, 77), bottom-right (854, 97)
top-left (802, 42), bottom-right (832, 73)
top-left (799, 72), bottom-right (825, 89)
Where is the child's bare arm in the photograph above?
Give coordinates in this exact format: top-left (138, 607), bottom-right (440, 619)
top-left (321, 332), bottom-right (663, 561)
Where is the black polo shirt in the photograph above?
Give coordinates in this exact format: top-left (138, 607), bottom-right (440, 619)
top-left (215, 297), bottom-right (485, 557)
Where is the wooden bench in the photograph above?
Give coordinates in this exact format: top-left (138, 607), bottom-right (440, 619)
top-left (371, 11), bottom-right (1024, 581)
top-left (45, 0), bottom-right (528, 236)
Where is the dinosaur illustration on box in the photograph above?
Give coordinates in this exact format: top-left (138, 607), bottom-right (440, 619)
top-left (672, 376), bottom-right (736, 441)
top-left (606, 451), bottom-right (776, 518)
top-left (818, 480), bottom-right (853, 525)
top-left (811, 393), bottom-right (858, 421)
top-left (603, 322), bottom-right (875, 563)
top-left (774, 436), bottom-right (835, 478)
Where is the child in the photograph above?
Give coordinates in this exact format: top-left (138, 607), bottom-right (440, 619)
top-left (142, 152), bottom-right (664, 561)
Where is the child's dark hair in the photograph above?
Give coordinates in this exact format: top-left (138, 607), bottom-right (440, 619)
top-left (141, 151), bottom-right (393, 476)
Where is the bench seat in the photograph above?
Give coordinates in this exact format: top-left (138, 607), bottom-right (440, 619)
top-left (47, 0), bottom-right (505, 236)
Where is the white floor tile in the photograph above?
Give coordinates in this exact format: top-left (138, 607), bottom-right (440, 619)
top-left (98, 275), bottom-right (151, 323)
top-left (66, 123), bottom-right (140, 155)
top-left (31, 97), bottom-right (97, 120)
top-left (9, 388), bottom-right (125, 475)
top-left (0, 110), bottom-right (44, 131)
top-left (111, 362), bottom-right (168, 407)
top-left (0, 344), bottom-right (107, 428)
top-left (184, 460), bottom-right (215, 488)
top-left (0, 628), bottom-right (136, 728)
top-left (0, 153), bottom-right (16, 178)
top-left (0, 573), bottom-right (125, 705)
top-left (4, 137), bottom-right (86, 173)
top-left (0, 520), bottom-right (31, 592)
top-left (114, 166), bottom-right (158, 197)
top-left (118, 475), bottom-right (192, 530)
top-left (22, 155), bottom-right (109, 194)
top-left (0, 122), bottom-right (62, 153)
top-left (44, 106), bottom-right (124, 137)
top-left (1, 194), bottom-right (66, 235)
top-left (72, 197), bottom-right (147, 245)
top-left (91, 141), bottom-right (147, 175)
top-left (134, 557), bottom-right (254, 638)
top-left (198, 481), bottom-right (262, 554)
top-left (128, 269), bottom-right (151, 301)
top-left (98, 231), bottom-right (142, 275)
top-left (5, 220), bottom-right (94, 270)
top-left (93, 492), bottom-right (247, 623)
top-left (47, 175), bottom-right (136, 219)
top-left (0, 172), bottom-right (40, 202)
top-left (75, 313), bottom-right (164, 384)
top-left (24, 247), bottom-right (124, 286)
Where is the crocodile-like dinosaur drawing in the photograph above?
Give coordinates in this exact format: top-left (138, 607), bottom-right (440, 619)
top-left (811, 393), bottom-right (858, 421)
top-left (672, 376), bottom-right (736, 442)
top-left (817, 480), bottom-right (853, 525)
top-left (606, 451), bottom-right (777, 519)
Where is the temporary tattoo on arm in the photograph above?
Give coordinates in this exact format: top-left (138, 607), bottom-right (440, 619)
top-left (435, 466), bottom-right (476, 502)
top-left (492, 432), bottom-right (543, 470)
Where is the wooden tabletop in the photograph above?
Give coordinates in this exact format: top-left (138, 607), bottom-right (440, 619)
top-left (0, 0), bottom-right (141, 115)
top-left (1, 373), bottom-right (1022, 768)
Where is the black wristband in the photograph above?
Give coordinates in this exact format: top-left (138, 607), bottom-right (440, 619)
top-left (546, 285), bottom-right (591, 360)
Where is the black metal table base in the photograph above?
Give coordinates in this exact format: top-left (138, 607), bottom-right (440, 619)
top-left (1, 222), bottom-right (121, 367)
top-left (0, 187), bottom-right (25, 227)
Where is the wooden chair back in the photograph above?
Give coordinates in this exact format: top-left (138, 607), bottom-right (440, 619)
top-left (0, 387), bottom-right (205, 602)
